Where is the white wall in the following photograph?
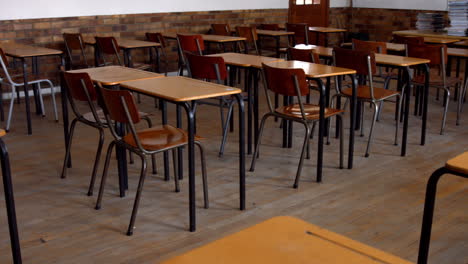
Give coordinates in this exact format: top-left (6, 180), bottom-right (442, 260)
top-left (353, 0), bottom-right (448, 11)
top-left (0, 0), bottom-right (288, 21)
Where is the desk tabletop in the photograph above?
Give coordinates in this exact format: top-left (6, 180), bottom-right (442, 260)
top-left (294, 44), bottom-right (333, 57)
top-left (309, 26), bottom-right (347, 33)
top-left (265, 60), bottom-right (356, 78)
top-left (209, 52), bottom-right (283, 68)
top-left (161, 216), bottom-right (413, 264)
top-left (84, 38), bottom-right (160, 49)
top-left (120, 76), bottom-right (241, 102)
top-left (375, 54), bottom-right (430, 67)
top-left (68, 66), bottom-right (163, 86)
top-left (1, 43), bottom-right (63, 58)
top-left (424, 37), bottom-right (460, 44)
top-left (163, 33), bottom-right (246, 43)
top-left (448, 48), bottom-right (468, 58)
top-left (393, 30), bottom-right (468, 40)
top-left (454, 40), bottom-right (468, 47)
top-left (257, 29), bottom-right (295, 36)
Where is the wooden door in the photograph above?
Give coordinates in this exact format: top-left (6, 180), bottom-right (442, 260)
top-left (288, 0), bottom-right (329, 26)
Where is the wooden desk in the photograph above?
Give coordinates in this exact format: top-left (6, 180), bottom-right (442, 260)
top-left (85, 38), bottom-right (160, 68)
top-left (447, 48), bottom-right (468, 100)
top-left (393, 30), bottom-right (468, 40)
top-left (453, 40), bottom-right (468, 47)
top-left (163, 32), bottom-right (246, 43)
top-left (287, 46), bottom-right (432, 157)
top-left (208, 53), bottom-right (283, 154)
top-left (423, 37), bottom-right (460, 44)
top-left (308, 27), bottom-right (347, 47)
top-left (64, 66), bottom-right (163, 196)
top-left (68, 65), bottom-right (163, 85)
top-left (264, 60), bottom-right (357, 178)
top-left (120, 76), bottom-right (245, 232)
top-left (0, 43), bottom-right (63, 134)
top-left (339, 43), bottom-right (406, 53)
top-left (257, 30), bottom-right (295, 57)
top-left (162, 216), bottom-right (413, 264)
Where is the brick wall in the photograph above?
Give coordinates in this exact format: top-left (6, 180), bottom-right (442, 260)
top-left (0, 9), bottom-right (288, 81)
top-left (349, 8), bottom-right (448, 42)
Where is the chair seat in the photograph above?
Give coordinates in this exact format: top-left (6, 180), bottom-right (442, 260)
top-left (7, 73), bottom-right (49, 85)
top-left (413, 74), bottom-right (462, 87)
top-left (123, 124), bottom-right (202, 151)
top-left (275, 104), bottom-right (343, 120)
top-left (341, 85), bottom-right (400, 100)
top-left (445, 151), bottom-right (468, 175)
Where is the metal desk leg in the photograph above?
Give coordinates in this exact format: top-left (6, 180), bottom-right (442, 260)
top-left (161, 100), bottom-right (170, 181)
top-left (21, 58), bottom-right (32, 135)
top-left (31, 57), bottom-right (42, 115)
top-left (1, 138), bottom-right (22, 264)
top-left (247, 69), bottom-right (253, 154)
top-left (314, 78), bottom-right (326, 182)
top-left (401, 66), bottom-right (412, 156)
top-left (176, 105), bottom-right (184, 180)
top-left (182, 102), bottom-right (197, 232)
top-left (421, 64), bottom-right (430, 146)
top-left (60, 72), bottom-right (72, 168)
top-left (234, 94), bottom-right (246, 210)
top-left (348, 74), bottom-right (357, 169)
top-left (253, 70), bottom-right (259, 150)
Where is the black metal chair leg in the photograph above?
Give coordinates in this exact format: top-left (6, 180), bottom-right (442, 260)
top-left (127, 153), bottom-right (148, 236)
top-left (172, 149), bottom-right (180, 193)
top-left (95, 141), bottom-right (115, 210)
top-left (196, 142), bottom-right (209, 209)
top-left (1, 138), bottom-right (22, 264)
top-left (293, 122), bottom-right (311, 189)
top-left (61, 118), bottom-right (78, 179)
top-left (87, 128), bottom-right (104, 196)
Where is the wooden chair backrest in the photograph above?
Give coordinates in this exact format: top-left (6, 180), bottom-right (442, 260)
top-left (185, 52), bottom-right (228, 82)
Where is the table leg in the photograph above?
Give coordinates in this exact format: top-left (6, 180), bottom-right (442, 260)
top-left (60, 72), bottom-right (72, 168)
top-left (161, 100), bottom-right (170, 181)
top-left (324, 76), bottom-right (331, 137)
top-left (181, 102), bottom-right (197, 232)
top-left (1, 138), bottom-right (22, 264)
top-left (21, 58), bottom-right (32, 135)
top-left (348, 74), bottom-right (357, 169)
top-left (234, 94), bottom-right (246, 210)
top-left (282, 95), bottom-right (289, 148)
top-left (31, 57), bottom-right (42, 115)
top-left (315, 78), bottom-right (326, 182)
top-left (421, 64), bottom-right (430, 146)
top-left (176, 105), bottom-right (184, 180)
top-left (253, 70), bottom-right (259, 150)
top-left (401, 66), bottom-right (412, 156)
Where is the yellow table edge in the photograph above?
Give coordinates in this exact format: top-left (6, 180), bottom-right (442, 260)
top-left (445, 151), bottom-right (468, 175)
top-left (162, 216), bottom-right (413, 264)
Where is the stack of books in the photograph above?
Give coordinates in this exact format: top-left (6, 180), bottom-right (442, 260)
top-left (416, 13), bottom-right (446, 32)
top-left (447, 0), bottom-right (468, 36)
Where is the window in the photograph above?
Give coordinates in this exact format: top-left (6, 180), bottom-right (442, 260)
top-left (295, 0), bottom-right (320, 5)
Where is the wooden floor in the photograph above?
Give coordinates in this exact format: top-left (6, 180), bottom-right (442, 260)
top-left (0, 80), bottom-right (467, 263)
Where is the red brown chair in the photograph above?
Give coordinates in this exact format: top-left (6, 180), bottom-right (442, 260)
top-left (211, 24), bottom-right (232, 36)
top-left (287, 47), bottom-right (320, 63)
top-left (250, 63), bottom-right (344, 188)
top-left (332, 47), bottom-right (403, 157)
top-left (61, 72), bottom-right (156, 196)
top-left (236, 26), bottom-right (260, 55)
top-left (94, 88), bottom-right (207, 236)
top-left (391, 34), bottom-right (424, 56)
top-left (63, 33), bottom-right (89, 70)
top-left (185, 52), bottom-right (242, 157)
top-left (176, 34), bottom-right (205, 76)
top-left (408, 43), bottom-right (463, 134)
top-left (145, 32), bottom-right (169, 76)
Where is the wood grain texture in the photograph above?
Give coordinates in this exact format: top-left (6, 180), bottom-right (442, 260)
top-left (0, 43), bottom-right (63, 57)
top-left (393, 30), bottom-right (468, 40)
top-left (208, 52), bottom-right (283, 68)
top-left (0, 75), bottom-right (466, 263)
top-left (309, 26), bottom-right (347, 33)
top-left (67, 66), bottom-right (163, 85)
top-left (162, 216), bottom-right (413, 264)
top-left (120, 76), bottom-right (241, 102)
top-left (264, 60), bottom-right (356, 78)
top-left (256, 29), bottom-right (295, 36)
top-left (163, 33), bottom-right (246, 43)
